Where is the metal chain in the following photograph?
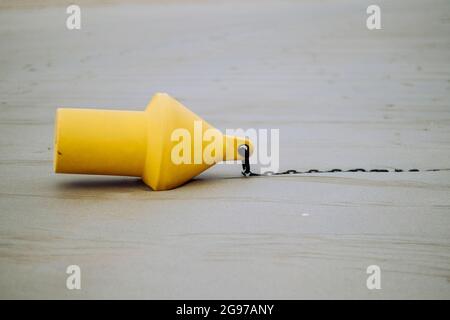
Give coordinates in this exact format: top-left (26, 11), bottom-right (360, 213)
top-left (238, 145), bottom-right (450, 177)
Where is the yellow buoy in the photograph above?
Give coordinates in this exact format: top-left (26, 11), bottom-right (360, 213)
top-left (54, 93), bottom-right (253, 190)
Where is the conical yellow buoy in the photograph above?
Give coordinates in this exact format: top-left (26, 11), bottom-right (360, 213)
top-left (54, 93), bottom-right (253, 190)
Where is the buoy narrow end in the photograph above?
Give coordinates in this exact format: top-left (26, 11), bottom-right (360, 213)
top-left (223, 135), bottom-right (253, 161)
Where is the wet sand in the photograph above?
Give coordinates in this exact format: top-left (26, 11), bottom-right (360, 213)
top-left (1, 0), bottom-right (450, 298)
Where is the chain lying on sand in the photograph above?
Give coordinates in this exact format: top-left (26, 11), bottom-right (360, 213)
top-left (238, 145), bottom-right (450, 177)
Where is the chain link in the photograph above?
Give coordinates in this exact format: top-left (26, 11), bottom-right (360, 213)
top-left (240, 145), bottom-right (450, 177)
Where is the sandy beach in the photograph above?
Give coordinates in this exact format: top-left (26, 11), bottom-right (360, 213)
top-left (0, 0), bottom-right (450, 298)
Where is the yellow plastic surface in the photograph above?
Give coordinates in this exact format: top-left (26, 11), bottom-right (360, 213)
top-left (54, 93), bottom-right (253, 190)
